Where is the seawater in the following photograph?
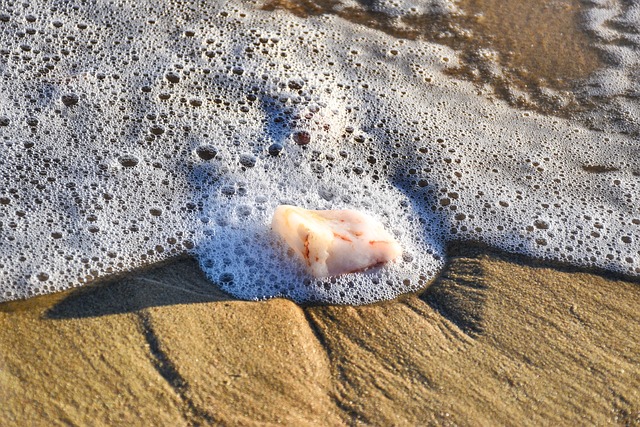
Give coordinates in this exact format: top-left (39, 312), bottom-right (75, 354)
top-left (0, 0), bottom-right (638, 304)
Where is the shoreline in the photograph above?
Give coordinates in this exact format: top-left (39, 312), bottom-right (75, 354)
top-left (2, 246), bottom-right (638, 425)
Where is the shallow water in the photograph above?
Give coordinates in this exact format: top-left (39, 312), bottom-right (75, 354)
top-left (0, 0), bottom-right (638, 304)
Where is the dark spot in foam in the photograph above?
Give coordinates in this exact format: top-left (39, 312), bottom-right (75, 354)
top-left (196, 145), bottom-right (217, 160)
top-left (165, 72), bottom-right (180, 83)
top-left (582, 165), bottom-right (620, 173)
top-left (293, 130), bottom-right (311, 145)
top-left (61, 93), bottom-right (79, 106)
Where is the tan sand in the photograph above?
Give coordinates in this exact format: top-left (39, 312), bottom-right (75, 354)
top-left (1, 249), bottom-right (638, 426)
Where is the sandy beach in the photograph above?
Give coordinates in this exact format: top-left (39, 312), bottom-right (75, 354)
top-left (2, 246), bottom-right (638, 425)
top-left (1, 0), bottom-right (639, 425)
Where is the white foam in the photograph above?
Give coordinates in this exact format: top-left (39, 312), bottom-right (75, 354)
top-left (0, 0), bottom-right (637, 304)
top-left (580, 0), bottom-right (640, 134)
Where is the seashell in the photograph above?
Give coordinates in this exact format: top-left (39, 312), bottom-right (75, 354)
top-left (272, 205), bottom-right (402, 277)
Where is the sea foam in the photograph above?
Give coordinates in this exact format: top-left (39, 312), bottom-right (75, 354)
top-left (0, 0), bottom-right (637, 304)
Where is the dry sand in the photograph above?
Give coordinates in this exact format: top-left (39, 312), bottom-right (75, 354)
top-left (1, 247), bottom-right (638, 426)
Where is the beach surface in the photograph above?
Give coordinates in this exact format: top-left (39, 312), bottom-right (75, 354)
top-left (2, 246), bottom-right (638, 426)
top-left (1, 0), bottom-right (640, 424)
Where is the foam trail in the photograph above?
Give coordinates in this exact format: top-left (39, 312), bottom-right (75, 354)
top-left (579, 0), bottom-right (640, 134)
top-left (0, 1), bottom-right (637, 304)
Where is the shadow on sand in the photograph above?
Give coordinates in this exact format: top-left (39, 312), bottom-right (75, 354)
top-left (45, 257), bottom-right (235, 320)
top-left (39, 242), bottom-right (639, 321)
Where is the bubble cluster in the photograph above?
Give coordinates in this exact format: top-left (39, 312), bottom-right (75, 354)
top-left (0, 0), bottom-right (637, 304)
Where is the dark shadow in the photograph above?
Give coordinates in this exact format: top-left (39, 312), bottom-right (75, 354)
top-left (43, 239), bottom-right (639, 321)
top-left (420, 241), bottom-right (640, 337)
top-left (420, 243), bottom-right (488, 337)
top-left (46, 256), bottom-right (235, 320)
top-left (446, 240), bottom-right (640, 284)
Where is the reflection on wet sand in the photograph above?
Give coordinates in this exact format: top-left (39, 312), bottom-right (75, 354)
top-left (264, 0), bottom-right (602, 117)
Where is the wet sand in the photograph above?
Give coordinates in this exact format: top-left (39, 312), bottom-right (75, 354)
top-left (265, 0), bottom-right (603, 115)
top-left (1, 247), bottom-right (638, 426)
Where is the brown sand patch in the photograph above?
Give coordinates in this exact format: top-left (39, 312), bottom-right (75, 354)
top-left (1, 251), bottom-right (639, 425)
top-left (262, 0), bottom-right (603, 116)
top-left (144, 299), bottom-right (339, 425)
top-left (0, 259), bottom-right (342, 426)
top-left (308, 248), bottom-right (640, 424)
top-left (452, 0), bottom-right (601, 90)
top-left (0, 296), bottom-right (185, 425)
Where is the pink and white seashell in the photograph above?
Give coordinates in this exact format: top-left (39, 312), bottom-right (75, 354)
top-left (271, 205), bottom-right (402, 277)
